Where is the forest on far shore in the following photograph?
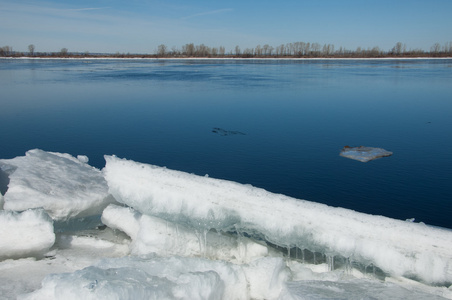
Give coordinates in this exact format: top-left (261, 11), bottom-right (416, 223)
top-left (1, 41), bottom-right (452, 59)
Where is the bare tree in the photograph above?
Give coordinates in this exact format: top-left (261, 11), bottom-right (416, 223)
top-left (322, 44), bottom-right (334, 56)
top-left (219, 46), bottom-right (225, 56)
top-left (171, 46), bottom-right (179, 56)
top-left (392, 42), bottom-right (405, 55)
top-left (1, 45), bottom-right (13, 56)
top-left (182, 43), bottom-right (195, 56)
top-left (311, 43), bottom-right (321, 56)
top-left (28, 44), bottom-right (35, 56)
top-left (255, 45), bottom-right (262, 56)
top-left (370, 46), bottom-right (381, 57)
top-left (234, 45), bottom-right (241, 56)
top-left (60, 48), bottom-right (68, 56)
top-left (157, 44), bottom-right (167, 56)
top-left (430, 43), bottom-right (441, 54)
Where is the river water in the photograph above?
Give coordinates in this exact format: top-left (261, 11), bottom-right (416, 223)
top-left (1, 58), bottom-right (451, 228)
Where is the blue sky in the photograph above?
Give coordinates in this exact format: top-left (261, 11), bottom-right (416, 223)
top-left (1, 0), bottom-right (451, 54)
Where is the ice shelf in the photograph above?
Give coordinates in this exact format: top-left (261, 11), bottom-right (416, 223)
top-left (104, 155), bottom-right (452, 285)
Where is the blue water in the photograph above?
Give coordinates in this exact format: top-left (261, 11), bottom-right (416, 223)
top-left (1, 58), bottom-right (451, 229)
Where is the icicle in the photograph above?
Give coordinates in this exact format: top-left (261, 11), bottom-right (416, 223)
top-left (195, 229), bottom-right (203, 257)
top-left (345, 257), bottom-right (352, 274)
top-left (203, 229), bottom-right (208, 258)
top-left (302, 249), bottom-right (305, 264)
top-left (327, 255), bottom-right (334, 271)
top-left (287, 246), bottom-right (291, 258)
top-left (175, 224), bottom-right (179, 248)
top-left (313, 252), bottom-right (316, 264)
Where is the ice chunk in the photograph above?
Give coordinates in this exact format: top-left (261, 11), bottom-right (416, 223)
top-left (0, 149), bottom-right (116, 221)
top-left (76, 155), bottom-right (89, 164)
top-left (102, 204), bottom-right (270, 262)
top-left (280, 279), bottom-right (450, 300)
top-left (340, 146), bottom-right (393, 162)
top-left (104, 155), bottom-right (452, 284)
top-left (0, 209), bottom-right (55, 259)
top-left (243, 257), bottom-right (290, 299)
top-left (21, 256), bottom-right (284, 300)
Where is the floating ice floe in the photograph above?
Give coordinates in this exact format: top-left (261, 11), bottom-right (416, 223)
top-left (0, 209), bottom-right (54, 259)
top-left (0, 149), bottom-right (116, 221)
top-left (104, 155), bottom-right (452, 285)
top-left (340, 146), bottom-right (393, 162)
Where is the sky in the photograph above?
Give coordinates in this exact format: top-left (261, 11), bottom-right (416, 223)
top-left (1, 0), bottom-right (451, 54)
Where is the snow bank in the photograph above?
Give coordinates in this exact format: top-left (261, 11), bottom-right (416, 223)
top-left (0, 149), bottom-right (116, 221)
top-left (19, 256), bottom-right (289, 300)
top-left (0, 209), bottom-right (55, 259)
top-left (104, 155), bottom-right (452, 284)
top-left (102, 204), bottom-right (270, 262)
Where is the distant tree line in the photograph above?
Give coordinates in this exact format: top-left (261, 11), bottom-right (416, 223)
top-left (1, 42), bottom-right (452, 58)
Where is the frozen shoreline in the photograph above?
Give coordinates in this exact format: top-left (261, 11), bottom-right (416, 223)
top-left (1, 150), bottom-right (452, 299)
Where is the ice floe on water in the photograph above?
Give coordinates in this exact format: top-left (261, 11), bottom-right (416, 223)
top-left (340, 146), bottom-right (393, 162)
top-left (1, 149), bottom-right (452, 299)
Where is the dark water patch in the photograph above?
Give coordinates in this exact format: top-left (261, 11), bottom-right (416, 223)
top-left (212, 128), bottom-right (246, 136)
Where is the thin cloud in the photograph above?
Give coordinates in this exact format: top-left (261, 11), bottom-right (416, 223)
top-left (181, 8), bottom-right (232, 20)
top-left (57, 7), bottom-right (110, 12)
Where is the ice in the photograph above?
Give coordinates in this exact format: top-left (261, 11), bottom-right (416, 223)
top-left (280, 279), bottom-right (450, 300)
top-left (104, 155), bottom-right (452, 285)
top-left (0, 209), bottom-right (55, 259)
top-left (0, 149), bottom-right (116, 221)
top-left (1, 150), bottom-right (452, 299)
top-left (340, 146), bottom-right (393, 162)
top-left (19, 256), bottom-right (288, 300)
top-left (102, 204), bottom-right (271, 262)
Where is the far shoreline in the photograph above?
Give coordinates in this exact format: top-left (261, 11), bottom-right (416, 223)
top-left (2, 56), bottom-right (452, 61)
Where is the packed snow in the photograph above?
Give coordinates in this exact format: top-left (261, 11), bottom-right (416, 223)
top-left (1, 149), bottom-right (451, 299)
top-left (339, 146), bottom-right (393, 162)
top-left (0, 209), bottom-right (54, 259)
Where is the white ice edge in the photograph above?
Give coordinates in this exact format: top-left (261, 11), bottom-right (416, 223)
top-left (104, 155), bottom-right (452, 285)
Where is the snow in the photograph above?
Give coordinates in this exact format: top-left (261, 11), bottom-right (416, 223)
top-left (104, 155), bottom-right (452, 285)
top-left (339, 146), bottom-right (393, 162)
top-left (0, 149), bottom-right (116, 221)
top-left (19, 256), bottom-right (288, 300)
top-left (1, 150), bottom-right (452, 299)
top-left (0, 209), bottom-right (54, 259)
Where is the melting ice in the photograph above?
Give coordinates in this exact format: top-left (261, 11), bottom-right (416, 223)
top-left (1, 150), bottom-right (451, 299)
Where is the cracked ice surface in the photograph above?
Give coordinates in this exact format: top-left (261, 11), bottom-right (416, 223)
top-left (104, 155), bottom-right (452, 285)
